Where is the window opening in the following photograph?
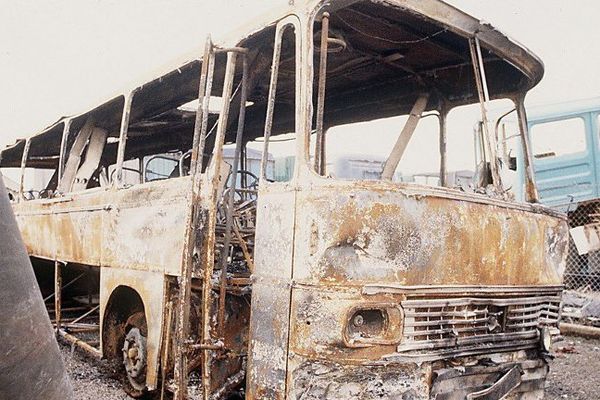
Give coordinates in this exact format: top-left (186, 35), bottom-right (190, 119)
top-left (531, 117), bottom-right (587, 159)
top-left (260, 22), bottom-right (299, 183)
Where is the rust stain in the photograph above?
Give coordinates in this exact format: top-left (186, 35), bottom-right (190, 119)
top-left (296, 186), bottom-right (566, 287)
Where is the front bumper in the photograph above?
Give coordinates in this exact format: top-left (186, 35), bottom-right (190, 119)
top-left (289, 351), bottom-right (548, 400)
top-left (431, 356), bottom-right (547, 400)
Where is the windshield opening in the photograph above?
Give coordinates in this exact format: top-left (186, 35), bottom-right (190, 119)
top-left (307, 0), bottom-right (535, 199)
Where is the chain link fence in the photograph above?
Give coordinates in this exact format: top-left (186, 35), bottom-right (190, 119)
top-left (561, 202), bottom-right (600, 326)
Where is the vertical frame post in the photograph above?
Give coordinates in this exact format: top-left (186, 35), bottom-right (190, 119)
top-left (174, 37), bottom-right (215, 400)
top-left (217, 50), bottom-right (248, 334)
top-left (260, 26), bottom-right (284, 179)
top-left (18, 138), bottom-right (31, 202)
top-left (260, 17), bottom-right (302, 180)
top-left (438, 105), bottom-right (448, 187)
top-left (57, 119), bottom-right (72, 190)
top-left (115, 92), bottom-right (135, 187)
top-left (190, 39), bottom-right (215, 176)
top-left (469, 36), bottom-right (503, 190)
top-left (198, 49), bottom-right (238, 400)
top-left (515, 96), bottom-right (540, 202)
top-left (314, 12), bottom-right (330, 175)
top-left (54, 261), bottom-right (62, 332)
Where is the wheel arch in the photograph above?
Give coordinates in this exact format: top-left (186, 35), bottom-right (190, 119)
top-left (101, 284), bottom-right (147, 359)
top-left (99, 268), bottom-right (166, 390)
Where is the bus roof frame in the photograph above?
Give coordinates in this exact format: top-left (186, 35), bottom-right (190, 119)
top-left (0, 0), bottom-right (544, 169)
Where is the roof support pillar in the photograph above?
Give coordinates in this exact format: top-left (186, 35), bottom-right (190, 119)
top-left (469, 36), bottom-right (503, 191)
top-left (514, 95), bottom-right (539, 202)
top-left (438, 104), bottom-right (449, 187)
top-left (57, 119), bottom-right (72, 190)
top-left (382, 93), bottom-right (429, 180)
top-left (18, 138), bottom-right (31, 202)
top-left (115, 91), bottom-right (135, 187)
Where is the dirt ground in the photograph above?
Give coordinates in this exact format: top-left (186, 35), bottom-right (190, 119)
top-left (60, 335), bottom-right (600, 399)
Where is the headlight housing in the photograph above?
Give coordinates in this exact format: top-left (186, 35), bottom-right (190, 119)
top-left (343, 303), bottom-right (403, 347)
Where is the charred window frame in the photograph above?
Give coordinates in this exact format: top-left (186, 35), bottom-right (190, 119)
top-left (305, 2), bottom-right (539, 196)
top-left (471, 99), bottom-right (539, 202)
top-left (17, 124), bottom-right (63, 201)
top-left (468, 36), bottom-right (504, 192)
top-left (469, 37), bottom-right (538, 202)
top-left (55, 96), bottom-right (125, 194)
top-left (307, 5), bottom-right (447, 184)
top-left (260, 16), bottom-right (303, 182)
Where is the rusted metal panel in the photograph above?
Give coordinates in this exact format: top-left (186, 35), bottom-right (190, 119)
top-left (11, 177), bottom-right (191, 275)
top-left (103, 177), bottom-right (190, 275)
top-left (285, 284), bottom-right (558, 398)
top-left (100, 267), bottom-right (166, 390)
top-left (292, 180), bottom-right (568, 287)
top-left (286, 357), bottom-right (431, 399)
top-left (13, 207), bottom-right (57, 259)
top-left (12, 190), bottom-right (107, 265)
top-left (246, 184), bottom-right (297, 399)
top-left (53, 202), bottom-right (104, 265)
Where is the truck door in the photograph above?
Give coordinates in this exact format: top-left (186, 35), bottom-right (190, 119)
top-left (529, 115), bottom-right (595, 210)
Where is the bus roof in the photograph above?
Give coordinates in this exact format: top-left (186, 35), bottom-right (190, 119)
top-left (1, 0), bottom-right (544, 168)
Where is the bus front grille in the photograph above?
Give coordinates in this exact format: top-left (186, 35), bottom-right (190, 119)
top-left (397, 295), bottom-right (561, 354)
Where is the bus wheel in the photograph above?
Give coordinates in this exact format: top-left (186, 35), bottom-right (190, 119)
top-left (122, 312), bottom-right (148, 397)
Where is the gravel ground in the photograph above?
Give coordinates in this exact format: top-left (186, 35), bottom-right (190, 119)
top-left (60, 335), bottom-right (600, 399)
top-left (546, 336), bottom-right (600, 400)
top-left (60, 340), bottom-right (131, 400)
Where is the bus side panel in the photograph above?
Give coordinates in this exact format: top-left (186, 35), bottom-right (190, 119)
top-left (12, 204), bottom-right (56, 260)
top-left (13, 177), bottom-right (190, 275)
top-left (13, 191), bottom-right (107, 265)
top-left (291, 182), bottom-right (568, 287)
top-left (54, 206), bottom-right (103, 265)
top-left (102, 177), bottom-right (191, 276)
top-left (246, 185), bottom-right (296, 400)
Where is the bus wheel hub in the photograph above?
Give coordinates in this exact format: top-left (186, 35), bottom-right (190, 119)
top-left (122, 327), bottom-right (147, 389)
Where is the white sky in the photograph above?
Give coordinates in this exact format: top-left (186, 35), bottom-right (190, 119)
top-left (2, 0), bottom-right (600, 175)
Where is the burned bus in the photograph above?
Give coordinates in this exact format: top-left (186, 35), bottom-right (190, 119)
top-left (0, 0), bottom-right (568, 399)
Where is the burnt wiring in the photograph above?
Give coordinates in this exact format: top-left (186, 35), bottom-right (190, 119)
top-left (335, 13), bottom-right (448, 45)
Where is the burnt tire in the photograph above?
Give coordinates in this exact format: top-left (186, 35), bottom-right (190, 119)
top-left (122, 312), bottom-right (149, 398)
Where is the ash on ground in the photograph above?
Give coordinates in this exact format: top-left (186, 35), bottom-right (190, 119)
top-left (61, 335), bottom-right (599, 399)
top-left (60, 340), bottom-right (130, 400)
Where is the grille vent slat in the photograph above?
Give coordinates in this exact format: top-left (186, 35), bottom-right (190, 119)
top-left (398, 295), bottom-right (561, 353)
